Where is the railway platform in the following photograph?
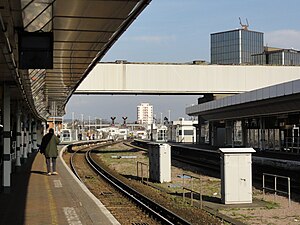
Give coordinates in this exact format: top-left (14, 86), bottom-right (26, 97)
top-left (170, 142), bottom-right (300, 168)
top-left (0, 146), bottom-right (119, 225)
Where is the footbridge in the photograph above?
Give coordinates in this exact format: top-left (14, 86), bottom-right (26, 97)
top-left (75, 62), bottom-right (300, 95)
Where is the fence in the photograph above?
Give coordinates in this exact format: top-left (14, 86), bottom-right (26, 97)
top-left (263, 173), bottom-right (291, 207)
top-left (137, 161), bottom-right (149, 183)
top-left (182, 173), bottom-right (203, 208)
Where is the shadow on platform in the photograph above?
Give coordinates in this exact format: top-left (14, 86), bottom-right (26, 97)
top-left (0, 153), bottom-right (36, 225)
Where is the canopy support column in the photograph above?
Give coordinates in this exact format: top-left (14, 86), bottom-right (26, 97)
top-left (2, 83), bottom-right (11, 192)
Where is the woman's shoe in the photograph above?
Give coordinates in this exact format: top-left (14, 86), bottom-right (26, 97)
top-left (52, 172), bottom-right (58, 175)
top-left (47, 172), bottom-right (51, 176)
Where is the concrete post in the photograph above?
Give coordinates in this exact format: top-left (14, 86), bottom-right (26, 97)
top-left (16, 105), bottom-right (21, 167)
top-left (2, 84), bottom-right (11, 191)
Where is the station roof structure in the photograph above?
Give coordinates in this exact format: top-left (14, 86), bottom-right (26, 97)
top-left (186, 79), bottom-right (300, 121)
top-left (0, 0), bottom-right (150, 120)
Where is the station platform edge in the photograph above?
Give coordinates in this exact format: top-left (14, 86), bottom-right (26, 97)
top-left (0, 145), bottom-right (120, 225)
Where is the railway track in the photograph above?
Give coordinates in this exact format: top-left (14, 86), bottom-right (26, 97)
top-left (66, 140), bottom-right (300, 225)
top-left (70, 144), bottom-right (192, 225)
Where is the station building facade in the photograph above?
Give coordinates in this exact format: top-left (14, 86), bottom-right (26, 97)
top-left (252, 47), bottom-right (300, 66)
top-left (186, 80), bottom-right (300, 153)
top-left (167, 118), bottom-right (197, 143)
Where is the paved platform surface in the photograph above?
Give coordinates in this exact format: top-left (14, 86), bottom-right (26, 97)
top-left (0, 147), bottom-right (120, 225)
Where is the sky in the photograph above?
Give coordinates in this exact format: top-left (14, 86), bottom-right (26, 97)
top-left (64, 0), bottom-right (300, 123)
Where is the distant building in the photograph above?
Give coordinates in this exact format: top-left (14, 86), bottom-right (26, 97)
top-left (252, 47), bottom-right (300, 65)
top-left (211, 26), bottom-right (300, 66)
top-left (137, 103), bottom-right (153, 125)
top-left (151, 124), bottom-right (168, 142)
top-left (167, 118), bottom-right (198, 143)
top-left (211, 28), bottom-right (264, 65)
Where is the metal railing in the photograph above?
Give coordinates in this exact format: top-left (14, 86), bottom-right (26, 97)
top-left (263, 173), bottom-right (291, 207)
top-left (182, 173), bottom-right (202, 208)
top-left (137, 161), bottom-right (149, 183)
top-left (285, 137), bottom-right (300, 153)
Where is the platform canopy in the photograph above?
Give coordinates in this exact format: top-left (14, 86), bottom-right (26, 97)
top-left (186, 79), bottom-right (300, 121)
top-left (0, 0), bottom-right (151, 120)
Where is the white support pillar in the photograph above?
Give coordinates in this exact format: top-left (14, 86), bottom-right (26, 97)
top-left (28, 115), bottom-right (32, 154)
top-left (16, 106), bottom-right (21, 167)
top-left (32, 118), bottom-right (38, 152)
top-left (24, 129), bottom-right (28, 157)
top-left (2, 84), bottom-right (11, 191)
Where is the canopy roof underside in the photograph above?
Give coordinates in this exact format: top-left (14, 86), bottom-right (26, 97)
top-left (0, 0), bottom-right (150, 120)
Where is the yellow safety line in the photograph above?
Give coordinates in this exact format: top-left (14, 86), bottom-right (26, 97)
top-left (43, 163), bottom-right (58, 225)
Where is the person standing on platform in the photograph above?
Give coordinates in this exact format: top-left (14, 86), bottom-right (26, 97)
top-left (40, 128), bottom-right (60, 176)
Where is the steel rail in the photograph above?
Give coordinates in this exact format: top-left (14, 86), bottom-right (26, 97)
top-left (69, 140), bottom-right (113, 182)
top-left (86, 150), bottom-right (191, 225)
top-left (70, 149), bottom-right (84, 182)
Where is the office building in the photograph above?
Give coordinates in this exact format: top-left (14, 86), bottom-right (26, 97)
top-left (211, 25), bottom-right (300, 66)
top-left (211, 28), bottom-right (264, 64)
top-left (137, 103), bottom-right (153, 125)
top-left (252, 47), bottom-right (300, 65)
